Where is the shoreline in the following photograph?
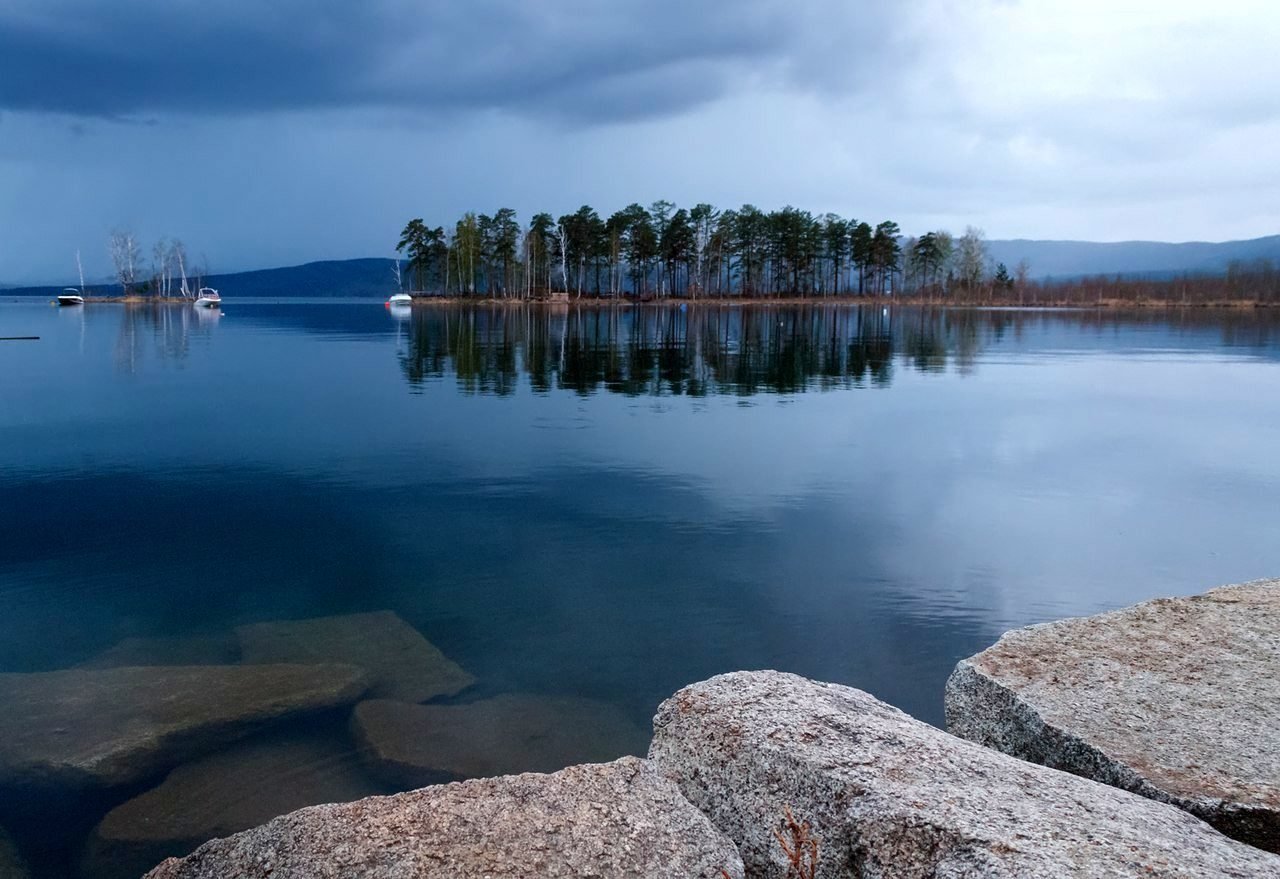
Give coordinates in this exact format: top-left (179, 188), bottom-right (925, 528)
top-left (400, 295), bottom-right (1277, 310)
top-left (46, 296), bottom-right (205, 305)
top-left (14, 294), bottom-right (1275, 309)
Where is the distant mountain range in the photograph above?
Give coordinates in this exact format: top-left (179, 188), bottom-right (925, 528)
top-left (986, 235), bottom-right (1280, 279)
top-left (4, 236), bottom-right (1277, 296)
top-left (2, 258), bottom-right (398, 299)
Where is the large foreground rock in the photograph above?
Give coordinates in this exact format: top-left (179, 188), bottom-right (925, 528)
top-left (145, 757), bottom-right (743, 879)
top-left (0, 827), bottom-right (27, 879)
top-left (650, 671), bottom-right (1279, 878)
top-left (946, 579), bottom-right (1280, 852)
top-left (0, 664), bottom-right (367, 793)
top-left (85, 730), bottom-right (388, 879)
top-left (352, 694), bottom-right (649, 786)
top-left (237, 611), bottom-right (474, 702)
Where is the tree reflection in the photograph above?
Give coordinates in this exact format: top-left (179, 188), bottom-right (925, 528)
top-left (396, 304), bottom-right (1280, 397)
top-left (114, 303), bottom-right (220, 374)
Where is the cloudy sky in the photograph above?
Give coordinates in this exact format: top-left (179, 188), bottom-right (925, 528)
top-left (2, 0), bottom-right (1277, 283)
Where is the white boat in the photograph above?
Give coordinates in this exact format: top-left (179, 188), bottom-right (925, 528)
top-left (388, 292), bottom-right (413, 306)
top-left (57, 288), bottom-right (84, 307)
top-left (194, 287), bottom-right (221, 308)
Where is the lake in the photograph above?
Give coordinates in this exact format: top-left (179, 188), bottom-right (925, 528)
top-left (2, 298), bottom-right (1279, 877)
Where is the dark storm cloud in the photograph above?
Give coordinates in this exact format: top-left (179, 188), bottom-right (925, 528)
top-left (0, 0), bottom-right (901, 123)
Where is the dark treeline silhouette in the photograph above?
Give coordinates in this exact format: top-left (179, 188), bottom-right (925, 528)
top-left (397, 204), bottom-right (903, 299)
top-left (395, 305), bottom-right (1280, 397)
top-left (396, 206), bottom-right (1279, 305)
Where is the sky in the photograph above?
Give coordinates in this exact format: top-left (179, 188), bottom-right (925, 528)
top-left (1, 0), bottom-right (1278, 284)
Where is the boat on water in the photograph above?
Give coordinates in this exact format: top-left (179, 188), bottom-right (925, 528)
top-left (194, 287), bottom-right (221, 308)
top-left (387, 292), bottom-right (413, 306)
top-left (57, 288), bottom-right (84, 307)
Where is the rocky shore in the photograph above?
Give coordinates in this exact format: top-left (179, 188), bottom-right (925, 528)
top-left (945, 578), bottom-right (1280, 852)
top-left (2, 582), bottom-right (1277, 877)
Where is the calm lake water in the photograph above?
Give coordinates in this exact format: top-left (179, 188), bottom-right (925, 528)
top-left (2, 298), bottom-right (1279, 876)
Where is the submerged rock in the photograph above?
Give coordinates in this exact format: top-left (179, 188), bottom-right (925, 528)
top-left (84, 729), bottom-right (389, 879)
top-left (649, 671), bottom-right (1280, 878)
top-left (351, 694), bottom-right (649, 787)
top-left (946, 579), bottom-right (1280, 852)
top-left (144, 757), bottom-right (743, 879)
top-left (0, 826), bottom-right (28, 879)
top-left (237, 611), bottom-right (474, 703)
top-left (77, 633), bottom-right (240, 669)
top-left (0, 664), bottom-right (367, 794)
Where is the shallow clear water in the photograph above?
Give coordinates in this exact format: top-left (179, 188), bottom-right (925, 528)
top-left (2, 299), bottom-right (1279, 876)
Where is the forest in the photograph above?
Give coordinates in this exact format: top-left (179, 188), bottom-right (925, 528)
top-left (396, 203), bottom-right (1279, 305)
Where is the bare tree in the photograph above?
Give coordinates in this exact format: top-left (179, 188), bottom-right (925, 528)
top-left (170, 240), bottom-right (192, 298)
top-left (391, 258), bottom-right (403, 293)
top-left (152, 236), bottom-right (171, 297)
top-left (108, 229), bottom-right (142, 294)
top-left (1015, 259), bottom-right (1032, 304)
top-left (75, 249), bottom-right (86, 295)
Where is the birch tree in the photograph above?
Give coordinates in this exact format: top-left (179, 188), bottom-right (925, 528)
top-left (554, 219), bottom-right (570, 293)
top-left (689, 203), bottom-right (718, 298)
top-left (108, 229), bottom-right (142, 294)
top-left (170, 240), bottom-right (191, 298)
top-left (151, 237), bottom-right (171, 296)
top-left (956, 226), bottom-right (989, 291)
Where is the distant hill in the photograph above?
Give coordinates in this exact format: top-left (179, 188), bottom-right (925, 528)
top-left (986, 235), bottom-right (1280, 279)
top-left (4, 258), bottom-right (400, 299)
top-left (4, 235), bottom-right (1278, 297)
top-left (200, 258), bottom-right (400, 297)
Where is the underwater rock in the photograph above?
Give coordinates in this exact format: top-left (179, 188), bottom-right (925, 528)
top-left (946, 578), bottom-right (1280, 852)
top-left (351, 693), bottom-right (649, 787)
top-left (144, 757), bottom-right (743, 879)
top-left (237, 611), bottom-right (474, 703)
top-left (0, 826), bottom-right (28, 879)
top-left (84, 729), bottom-right (388, 879)
top-left (649, 670), bottom-right (1280, 878)
top-left (77, 633), bottom-right (240, 669)
top-left (0, 664), bottom-right (367, 794)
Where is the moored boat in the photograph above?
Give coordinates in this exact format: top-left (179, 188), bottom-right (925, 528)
top-left (388, 292), bottom-right (413, 306)
top-left (194, 288), bottom-right (221, 308)
top-left (57, 288), bottom-right (85, 306)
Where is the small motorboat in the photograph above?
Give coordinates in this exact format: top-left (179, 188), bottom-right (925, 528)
top-left (194, 287), bottom-right (221, 308)
top-left (387, 292), bottom-right (413, 307)
top-left (57, 288), bottom-right (84, 307)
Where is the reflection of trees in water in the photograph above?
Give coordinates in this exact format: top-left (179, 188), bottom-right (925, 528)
top-left (397, 305), bottom-right (1280, 397)
top-left (114, 304), bottom-right (217, 374)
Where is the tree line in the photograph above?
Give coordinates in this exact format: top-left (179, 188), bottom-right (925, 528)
top-left (397, 203), bottom-right (906, 299)
top-left (397, 205), bottom-right (1280, 305)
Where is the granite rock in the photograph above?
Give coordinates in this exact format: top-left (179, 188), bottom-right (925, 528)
top-left (77, 633), bottom-right (240, 669)
top-left (237, 611), bottom-right (474, 702)
top-left (649, 670), bottom-right (1280, 878)
top-left (144, 757), bottom-right (743, 879)
top-left (0, 664), bottom-right (367, 794)
top-left (946, 579), bottom-right (1280, 851)
top-left (352, 693), bottom-right (649, 786)
top-left (84, 729), bottom-right (388, 879)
